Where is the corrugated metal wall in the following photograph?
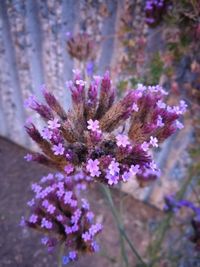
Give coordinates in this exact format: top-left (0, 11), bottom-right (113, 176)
top-left (0, 0), bottom-right (119, 147)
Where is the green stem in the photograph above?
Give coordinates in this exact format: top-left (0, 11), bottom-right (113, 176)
top-left (100, 184), bottom-right (147, 267)
top-left (119, 233), bottom-right (129, 267)
top-left (121, 228), bottom-right (146, 265)
top-left (119, 188), bottom-right (129, 267)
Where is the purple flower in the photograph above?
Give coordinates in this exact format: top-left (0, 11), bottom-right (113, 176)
top-left (27, 199), bottom-right (35, 207)
top-left (86, 211), bottom-right (94, 221)
top-left (65, 226), bottom-right (72, 234)
top-left (179, 100), bottom-right (187, 114)
top-left (116, 134), bottom-right (130, 148)
top-left (55, 173), bottom-right (64, 180)
top-left (137, 83), bottom-right (146, 92)
top-left (71, 209), bottom-right (82, 224)
top-left (52, 143), bottom-right (65, 155)
top-left (122, 171), bottom-right (131, 182)
top-left (87, 119), bottom-right (100, 132)
top-left (41, 218), bottom-right (53, 229)
top-left (31, 183), bottom-right (42, 194)
top-left (132, 103), bottom-right (139, 112)
top-left (23, 173), bottom-right (102, 261)
top-left (63, 256), bottom-right (70, 265)
top-left (63, 191), bottom-right (73, 204)
top-left (42, 199), bottom-right (49, 208)
top-left (48, 118), bottom-right (61, 130)
top-left (145, 0), bottom-right (169, 27)
top-left (56, 188), bottom-right (65, 198)
top-left (86, 159), bottom-right (101, 177)
top-left (157, 100), bottom-right (166, 109)
top-left (82, 232), bottom-right (91, 242)
top-left (130, 164), bottom-right (140, 175)
top-left (176, 120), bottom-right (184, 129)
top-left (64, 164), bottom-right (74, 175)
top-left (91, 241), bottom-right (100, 252)
top-left (41, 173), bottom-right (54, 183)
top-left (141, 142), bottom-right (149, 152)
top-left (81, 198), bottom-right (90, 210)
top-left (41, 127), bottom-right (52, 140)
top-left (149, 136), bottom-right (158, 147)
top-left (156, 115), bottom-right (164, 127)
top-left (24, 153), bottom-right (33, 162)
top-left (71, 224), bottom-right (79, 233)
top-left (29, 214), bottom-right (38, 223)
top-left (149, 161), bottom-right (157, 171)
top-left (75, 79), bottom-right (86, 86)
top-left (89, 223), bottom-right (103, 236)
top-left (69, 251), bottom-right (77, 261)
top-left (41, 237), bottom-right (48, 245)
top-left (56, 215), bottom-right (63, 222)
top-left (47, 204), bottom-right (56, 214)
top-left (70, 200), bottom-right (78, 208)
top-left (108, 160), bottom-right (120, 175)
top-left (76, 183), bottom-right (87, 192)
top-left (106, 173), bottom-right (119, 185)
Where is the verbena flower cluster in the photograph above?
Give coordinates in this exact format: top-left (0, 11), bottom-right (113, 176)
top-left (21, 173), bottom-right (102, 263)
top-left (145, 0), bottom-right (169, 26)
top-left (23, 70), bottom-right (186, 262)
top-left (164, 195), bottom-right (200, 251)
top-left (66, 33), bottom-right (95, 62)
top-left (24, 70), bottom-right (186, 187)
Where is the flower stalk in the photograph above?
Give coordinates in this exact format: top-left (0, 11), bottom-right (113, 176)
top-left (101, 184), bottom-right (148, 267)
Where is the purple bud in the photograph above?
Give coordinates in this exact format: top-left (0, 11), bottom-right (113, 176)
top-left (88, 83), bottom-right (98, 105)
top-left (25, 123), bottom-right (42, 143)
top-left (100, 71), bottom-right (111, 93)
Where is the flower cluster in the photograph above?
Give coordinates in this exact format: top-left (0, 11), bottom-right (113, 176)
top-left (21, 173), bottom-right (102, 262)
top-left (24, 71), bottom-right (186, 187)
top-left (164, 195), bottom-right (200, 217)
top-left (66, 33), bottom-right (95, 62)
top-left (164, 195), bottom-right (200, 251)
top-left (145, 0), bottom-right (170, 26)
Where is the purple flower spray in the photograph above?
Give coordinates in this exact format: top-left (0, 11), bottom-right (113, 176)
top-left (23, 70), bottom-right (186, 264)
top-left (24, 71), bottom-right (186, 187)
top-left (21, 173), bottom-right (102, 263)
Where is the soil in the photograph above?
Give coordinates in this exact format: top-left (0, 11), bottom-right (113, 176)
top-left (0, 137), bottom-right (162, 267)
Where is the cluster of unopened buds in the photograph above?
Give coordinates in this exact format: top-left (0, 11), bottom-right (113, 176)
top-left (22, 69), bottom-right (186, 262)
top-left (164, 195), bottom-right (200, 251)
top-left (24, 70), bottom-right (186, 186)
top-left (66, 32), bottom-right (95, 62)
top-left (145, 0), bottom-right (170, 26)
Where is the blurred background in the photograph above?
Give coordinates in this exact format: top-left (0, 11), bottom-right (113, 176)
top-left (0, 0), bottom-right (200, 266)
